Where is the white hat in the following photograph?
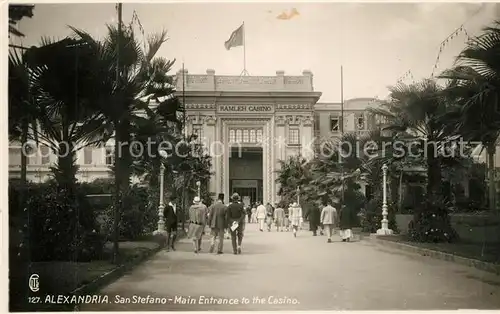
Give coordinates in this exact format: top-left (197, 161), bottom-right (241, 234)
top-left (292, 202), bottom-right (297, 207)
top-left (193, 196), bottom-right (201, 203)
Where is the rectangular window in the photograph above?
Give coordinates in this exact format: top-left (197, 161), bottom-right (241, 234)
top-left (330, 117), bottom-right (339, 132)
top-left (83, 147), bottom-right (93, 165)
top-left (105, 147), bottom-right (114, 165)
top-left (357, 114), bottom-right (365, 130)
top-left (236, 129), bottom-right (242, 142)
top-left (288, 128), bottom-right (300, 145)
top-left (256, 129), bottom-right (263, 142)
top-left (242, 129), bottom-right (249, 142)
top-left (40, 145), bottom-right (50, 164)
top-left (192, 125), bottom-right (203, 140)
top-left (250, 129), bottom-right (256, 142)
top-left (229, 129), bottom-right (236, 142)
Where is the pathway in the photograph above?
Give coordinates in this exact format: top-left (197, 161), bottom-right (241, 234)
top-left (82, 224), bottom-right (500, 311)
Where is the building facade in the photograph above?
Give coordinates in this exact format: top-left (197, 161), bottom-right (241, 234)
top-left (9, 69), bottom-right (497, 205)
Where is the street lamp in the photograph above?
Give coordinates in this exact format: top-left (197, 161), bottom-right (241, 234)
top-left (153, 150), bottom-right (169, 235)
top-left (377, 163), bottom-right (393, 235)
top-left (196, 180), bottom-right (201, 198)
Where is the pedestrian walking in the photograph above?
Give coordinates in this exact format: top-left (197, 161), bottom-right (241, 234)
top-left (256, 201), bottom-right (267, 231)
top-left (163, 195), bottom-right (178, 251)
top-left (226, 193), bottom-right (245, 254)
top-left (250, 204), bottom-right (257, 223)
top-left (265, 202), bottom-right (274, 231)
top-left (246, 205), bottom-right (252, 223)
top-left (289, 202), bottom-right (303, 237)
top-left (305, 203), bottom-right (321, 236)
top-left (283, 204), bottom-right (290, 231)
top-left (339, 204), bottom-right (356, 242)
top-left (320, 200), bottom-right (337, 243)
top-left (208, 193), bottom-right (227, 254)
top-left (273, 203), bottom-right (285, 232)
top-left (187, 196), bottom-right (208, 253)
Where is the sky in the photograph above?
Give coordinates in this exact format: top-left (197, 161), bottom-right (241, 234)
top-left (10, 1), bottom-right (500, 102)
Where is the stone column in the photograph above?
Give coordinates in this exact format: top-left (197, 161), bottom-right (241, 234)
top-left (301, 115), bottom-right (314, 160)
top-left (270, 116), bottom-right (276, 203)
top-left (262, 122), bottom-right (269, 203)
top-left (204, 116), bottom-right (217, 198)
top-left (214, 117), bottom-right (222, 197)
top-left (275, 116), bottom-right (286, 202)
top-left (223, 122), bottom-right (230, 204)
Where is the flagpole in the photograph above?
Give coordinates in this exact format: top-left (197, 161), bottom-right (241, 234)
top-left (182, 62), bottom-right (186, 138)
top-left (241, 21), bottom-right (248, 76)
top-left (340, 65), bottom-right (345, 204)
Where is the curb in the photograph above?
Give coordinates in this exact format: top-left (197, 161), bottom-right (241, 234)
top-left (367, 235), bottom-right (500, 275)
top-left (71, 245), bottom-right (162, 297)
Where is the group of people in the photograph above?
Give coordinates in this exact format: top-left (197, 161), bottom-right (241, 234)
top-left (188, 192), bottom-right (246, 255)
top-left (244, 200), bottom-right (356, 242)
top-left (161, 193), bottom-right (358, 255)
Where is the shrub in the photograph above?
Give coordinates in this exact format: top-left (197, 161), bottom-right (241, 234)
top-left (360, 195), bottom-right (398, 233)
top-left (408, 193), bottom-right (459, 242)
top-left (100, 184), bottom-right (156, 241)
top-left (11, 182), bottom-right (105, 262)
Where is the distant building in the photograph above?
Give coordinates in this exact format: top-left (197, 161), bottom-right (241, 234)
top-left (10, 69), bottom-right (494, 206)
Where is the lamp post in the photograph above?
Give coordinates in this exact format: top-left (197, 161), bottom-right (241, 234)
top-left (154, 150), bottom-right (169, 235)
top-left (196, 181), bottom-right (201, 198)
top-left (377, 163), bottom-right (393, 235)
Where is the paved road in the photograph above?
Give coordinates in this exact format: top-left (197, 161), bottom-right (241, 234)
top-left (82, 224), bottom-right (500, 311)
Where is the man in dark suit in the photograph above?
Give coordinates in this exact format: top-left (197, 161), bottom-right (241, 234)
top-left (208, 193), bottom-right (227, 254)
top-left (226, 193), bottom-right (245, 255)
top-left (163, 195), bottom-right (178, 251)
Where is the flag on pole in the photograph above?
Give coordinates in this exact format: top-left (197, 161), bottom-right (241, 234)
top-left (224, 24), bottom-right (244, 50)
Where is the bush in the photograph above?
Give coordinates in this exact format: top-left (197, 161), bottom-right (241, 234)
top-left (10, 182), bottom-right (105, 262)
top-left (360, 195), bottom-right (398, 233)
top-left (408, 193), bottom-right (459, 242)
top-left (100, 184), bottom-right (157, 241)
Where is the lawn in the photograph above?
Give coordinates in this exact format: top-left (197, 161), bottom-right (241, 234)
top-left (378, 235), bottom-right (500, 265)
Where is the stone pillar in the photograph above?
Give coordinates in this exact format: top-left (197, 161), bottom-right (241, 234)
top-left (214, 117), bottom-right (222, 198)
top-left (204, 116), bottom-right (217, 198)
top-left (223, 122), bottom-right (230, 204)
top-left (301, 115), bottom-right (314, 160)
top-left (269, 119), bottom-right (276, 203)
top-left (275, 116), bottom-right (286, 202)
top-left (262, 122), bottom-right (269, 203)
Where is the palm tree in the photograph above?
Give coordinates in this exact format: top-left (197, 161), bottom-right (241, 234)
top-left (22, 38), bottom-right (112, 190)
top-left (8, 48), bottom-right (41, 184)
top-left (439, 20), bottom-right (500, 211)
top-left (367, 80), bottom-right (461, 241)
top-left (368, 80), bottom-right (451, 197)
top-left (276, 155), bottom-right (311, 206)
top-left (70, 24), bottom-right (179, 262)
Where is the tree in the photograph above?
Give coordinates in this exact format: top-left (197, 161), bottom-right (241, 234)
top-left (71, 24), bottom-right (179, 262)
top-left (8, 48), bottom-right (41, 184)
top-left (23, 38), bottom-right (112, 190)
top-left (275, 155), bottom-right (311, 206)
top-left (439, 20), bottom-right (500, 212)
top-left (367, 80), bottom-right (460, 241)
top-left (9, 4), bottom-right (34, 38)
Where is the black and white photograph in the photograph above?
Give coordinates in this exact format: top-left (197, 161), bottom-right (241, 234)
top-left (7, 1), bottom-right (500, 311)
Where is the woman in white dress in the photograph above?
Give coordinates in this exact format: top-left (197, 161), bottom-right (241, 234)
top-left (288, 202), bottom-right (303, 237)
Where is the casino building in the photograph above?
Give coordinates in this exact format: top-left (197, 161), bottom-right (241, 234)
top-left (9, 68), bottom-right (490, 205)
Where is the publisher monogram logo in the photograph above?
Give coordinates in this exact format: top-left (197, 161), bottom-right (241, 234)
top-left (29, 274), bottom-right (39, 292)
